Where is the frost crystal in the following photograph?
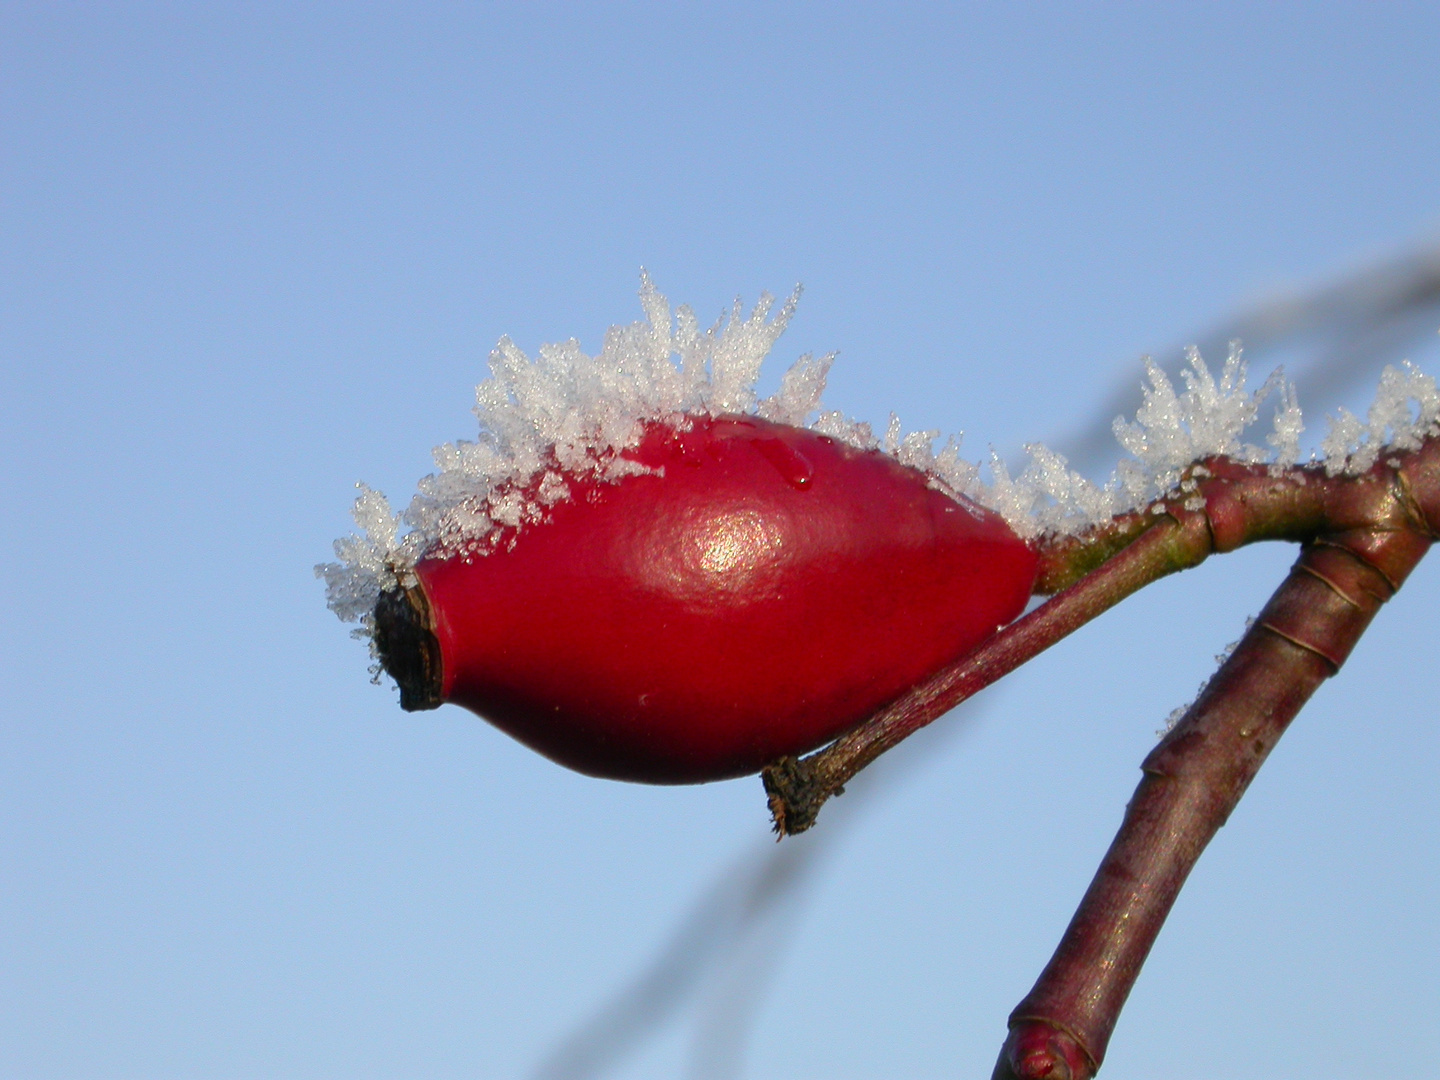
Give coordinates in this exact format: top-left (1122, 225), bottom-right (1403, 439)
top-left (319, 278), bottom-right (1439, 639)
top-left (908, 343), bottom-right (1311, 539)
top-left (319, 274), bottom-right (816, 631)
top-left (1319, 361), bottom-right (1440, 476)
top-left (1158, 618), bottom-right (1255, 737)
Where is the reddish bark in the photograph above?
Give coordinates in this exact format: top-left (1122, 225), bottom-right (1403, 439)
top-left (764, 433), bottom-right (1439, 1076)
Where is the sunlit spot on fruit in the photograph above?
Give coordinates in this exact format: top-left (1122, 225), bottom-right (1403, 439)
top-left (689, 508), bottom-right (786, 589)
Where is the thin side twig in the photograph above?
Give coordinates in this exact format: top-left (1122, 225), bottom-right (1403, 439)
top-left (762, 515), bottom-right (1203, 834)
top-left (764, 442), bottom-right (1437, 836)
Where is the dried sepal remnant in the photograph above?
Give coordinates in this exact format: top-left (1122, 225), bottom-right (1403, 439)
top-left (319, 283), bottom-right (1344, 635)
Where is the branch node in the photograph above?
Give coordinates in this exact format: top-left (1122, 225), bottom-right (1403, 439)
top-left (994, 1018), bottom-right (1097, 1080)
top-left (1295, 562), bottom-right (1365, 609)
top-left (1257, 620), bottom-right (1343, 672)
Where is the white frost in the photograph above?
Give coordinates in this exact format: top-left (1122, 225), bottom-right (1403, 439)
top-left (1157, 617), bottom-right (1256, 737)
top-left (904, 343), bottom-right (1316, 539)
top-left (1320, 361), bottom-right (1440, 476)
top-left (320, 274), bottom-right (813, 632)
top-left (320, 279), bottom-right (1440, 635)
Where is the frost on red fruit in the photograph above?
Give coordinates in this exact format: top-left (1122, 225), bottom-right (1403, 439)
top-left (374, 415), bottom-right (1037, 784)
top-left (320, 279), bottom-right (1053, 783)
top-left (325, 280), bottom-right (1385, 784)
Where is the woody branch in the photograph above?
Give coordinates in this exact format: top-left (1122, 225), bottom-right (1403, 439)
top-left (761, 432), bottom-right (1439, 1078)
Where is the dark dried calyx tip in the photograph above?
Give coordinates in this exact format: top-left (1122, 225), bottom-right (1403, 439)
top-left (373, 581), bottom-right (444, 711)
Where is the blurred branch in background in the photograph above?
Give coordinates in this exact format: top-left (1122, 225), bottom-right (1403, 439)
top-left (529, 235), bottom-right (1440, 1080)
top-left (530, 712), bottom-right (950, 1080)
top-left (1058, 236), bottom-right (1440, 467)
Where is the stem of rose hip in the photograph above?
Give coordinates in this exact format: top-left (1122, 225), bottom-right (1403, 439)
top-left (764, 516), bottom-right (1210, 834)
top-left (765, 478), bottom-right (1248, 835)
top-left (765, 438), bottom-right (1440, 836)
top-left (991, 527), bottom-right (1431, 1080)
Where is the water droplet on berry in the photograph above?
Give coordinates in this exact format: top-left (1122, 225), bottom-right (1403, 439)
top-left (752, 437), bottom-right (814, 490)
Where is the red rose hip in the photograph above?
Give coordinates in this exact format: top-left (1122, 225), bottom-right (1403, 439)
top-left (374, 414), bottom-right (1037, 783)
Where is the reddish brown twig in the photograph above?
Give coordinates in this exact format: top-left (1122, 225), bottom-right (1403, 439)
top-left (765, 439), bottom-right (1440, 835)
top-left (763, 516), bottom-right (1200, 834)
top-left (992, 522), bottom-right (1430, 1079)
top-left (760, 435), bottom-right (1440, 1071)
top-left (985, 440), bottom-right (1439, 1078)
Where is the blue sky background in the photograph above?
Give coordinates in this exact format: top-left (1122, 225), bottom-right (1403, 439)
top-left (4, 4), bottom-right (1439, 1078)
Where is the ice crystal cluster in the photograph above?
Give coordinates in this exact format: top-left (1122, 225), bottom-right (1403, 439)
top-left (319, 277), bottom-right (1440, 633)
top-left (1159, 616), bottom-right (1257, 737)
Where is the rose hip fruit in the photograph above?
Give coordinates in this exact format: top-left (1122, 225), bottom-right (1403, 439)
top-left (375, 415), bottom-right (1037, 784)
